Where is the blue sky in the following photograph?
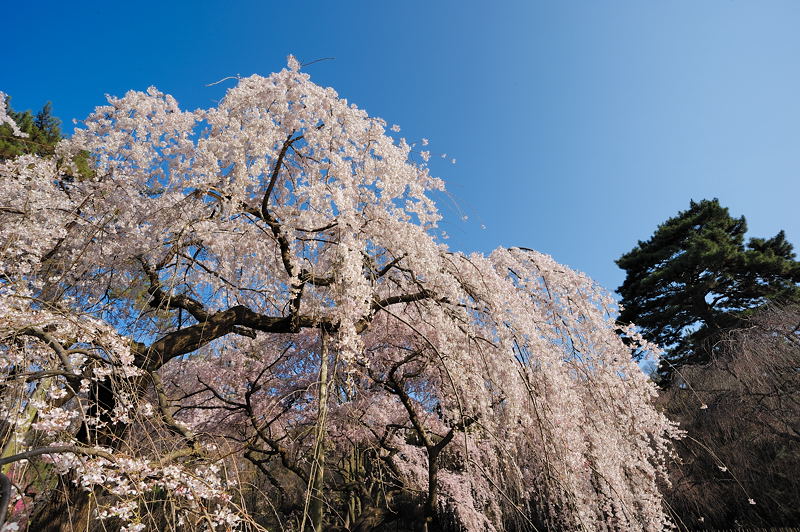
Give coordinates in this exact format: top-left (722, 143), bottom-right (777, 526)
top-left (3, 1), bottom-right (799, 293)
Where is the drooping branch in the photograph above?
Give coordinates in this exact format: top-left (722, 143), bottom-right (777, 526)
top-left (140, 256), bottom-right (257, 338)
top-left (140, 257), bottom-right (210, 322)
top-left (136, 305), bottom-right (331, 370)
top-left (0, 445), bottom-right (117, 467)
top-left (353, 290), bottom-right (435, 334)
top-left (136, 283), bottom-right (437, 372)
top-left (151, 371), bottom-right (199, 447)
top-left (15, 327), bottom-right (80, 387)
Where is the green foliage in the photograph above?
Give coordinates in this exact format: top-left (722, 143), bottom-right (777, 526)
top-left (1, 95), bottom-right (96, 181)
top-left (616, 199), bottom-right (800, 384)
top-left (0, 95), bottom-right (62, 159)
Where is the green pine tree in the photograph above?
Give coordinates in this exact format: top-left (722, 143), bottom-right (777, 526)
top-left (616, 199), bottom-right (800, 385)
top-left (0, 95), bottom-right (62, 159)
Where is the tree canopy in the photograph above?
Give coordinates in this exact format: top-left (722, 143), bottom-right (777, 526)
top-left (616, 198), bottom-right (800, 384)
top-left (0, 59), bottom-right (677, 531)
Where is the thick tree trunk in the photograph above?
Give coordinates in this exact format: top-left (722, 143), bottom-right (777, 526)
top-left (28, 376), bottom-right (128, 532)
top-left (422, 448), bottom-right (441, 532)
top-left (28, 478), bottom-right (101, 532)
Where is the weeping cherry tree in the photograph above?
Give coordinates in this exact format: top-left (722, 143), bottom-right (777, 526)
top-left (0, 60), bottom-right (678, 532)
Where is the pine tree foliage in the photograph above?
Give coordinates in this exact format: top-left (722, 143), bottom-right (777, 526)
top-left (0, 94), bottom-right (61, 159)
top-left (616, 199), bottom-right (800, 384)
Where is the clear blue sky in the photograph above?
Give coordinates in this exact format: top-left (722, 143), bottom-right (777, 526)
top-left (4, 1), bottom-right (799, 292)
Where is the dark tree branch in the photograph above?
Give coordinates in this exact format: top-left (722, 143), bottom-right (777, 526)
top-left (136, 305), bottom-right (330, 371)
